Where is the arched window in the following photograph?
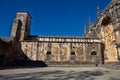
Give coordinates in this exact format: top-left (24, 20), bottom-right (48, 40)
top-left (91, 51), bottom-right (97, 55)
top-left (101, 16), bottom-right (111, 26)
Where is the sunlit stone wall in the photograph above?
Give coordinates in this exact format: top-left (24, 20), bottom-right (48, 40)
top-left (21, 37), bottom-right (103, 63)
top-left (101, 23), bottom-right (118, 62)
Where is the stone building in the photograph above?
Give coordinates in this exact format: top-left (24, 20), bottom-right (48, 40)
top-left (0, 0), bottom-right (120, 66)
top-left (85, 0), bottom-right (120, 62)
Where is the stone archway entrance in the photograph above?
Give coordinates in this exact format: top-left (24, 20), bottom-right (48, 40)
top-left (91, 51), bottom-right (97, 62)
top-left (101, 16), bottom-right (118, 62)
top-left (46, 51), bottom-right (51, 62)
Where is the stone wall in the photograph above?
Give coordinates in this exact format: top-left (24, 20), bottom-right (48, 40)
top-left (21, 40), bottom-right (103, 63)
top-left (0, 39), bottom-right (15, 66)
top-left (85, 0), bottom-right (120, 62)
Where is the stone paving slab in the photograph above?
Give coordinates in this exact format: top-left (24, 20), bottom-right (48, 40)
top-left (0, 67), bottom-right (120, 80)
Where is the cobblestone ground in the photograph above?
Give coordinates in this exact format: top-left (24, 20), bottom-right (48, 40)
top-left (0, 67), bottom-right (120, 80)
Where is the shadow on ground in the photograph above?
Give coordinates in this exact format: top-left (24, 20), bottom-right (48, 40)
top-left (0, 70), bottom-right (104, 80)
top-left (0, 60), bottom-right (48, 70)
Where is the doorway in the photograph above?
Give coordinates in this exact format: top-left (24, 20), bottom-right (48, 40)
top-left (71, 52), bottom-right (76, 62)
top-left (46, 51), bottom-right (51, 62)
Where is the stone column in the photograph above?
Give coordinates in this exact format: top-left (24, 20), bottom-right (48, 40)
top-left (83, 43), bottom-right (86, 62)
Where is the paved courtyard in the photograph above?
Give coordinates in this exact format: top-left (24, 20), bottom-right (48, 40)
top-left (0, 66), bottom-right (120, 80)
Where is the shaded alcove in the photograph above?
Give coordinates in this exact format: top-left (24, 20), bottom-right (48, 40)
top-left (101, 16), bottom-right (112, 26)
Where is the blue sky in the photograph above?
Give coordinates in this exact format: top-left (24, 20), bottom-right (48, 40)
top-left (0, 0), bottom-right (111, 37)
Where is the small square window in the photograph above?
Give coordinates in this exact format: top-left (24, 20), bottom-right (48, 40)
top-left (71, 52), bottom-right (75, 55)
top-left (47, 51), bottom-right (51, 55)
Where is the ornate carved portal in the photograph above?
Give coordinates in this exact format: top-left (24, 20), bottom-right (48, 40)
top-left (101, 16), bottom-right (118, 62)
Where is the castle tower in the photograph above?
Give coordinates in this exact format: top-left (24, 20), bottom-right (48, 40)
top-left (11, 12), bottom-right (32, 41)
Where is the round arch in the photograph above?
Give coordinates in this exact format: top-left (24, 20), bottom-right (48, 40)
top-left (101, 16), bottom-right (112, 26)
top-left (91, 51), bottom-right (97, 56)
